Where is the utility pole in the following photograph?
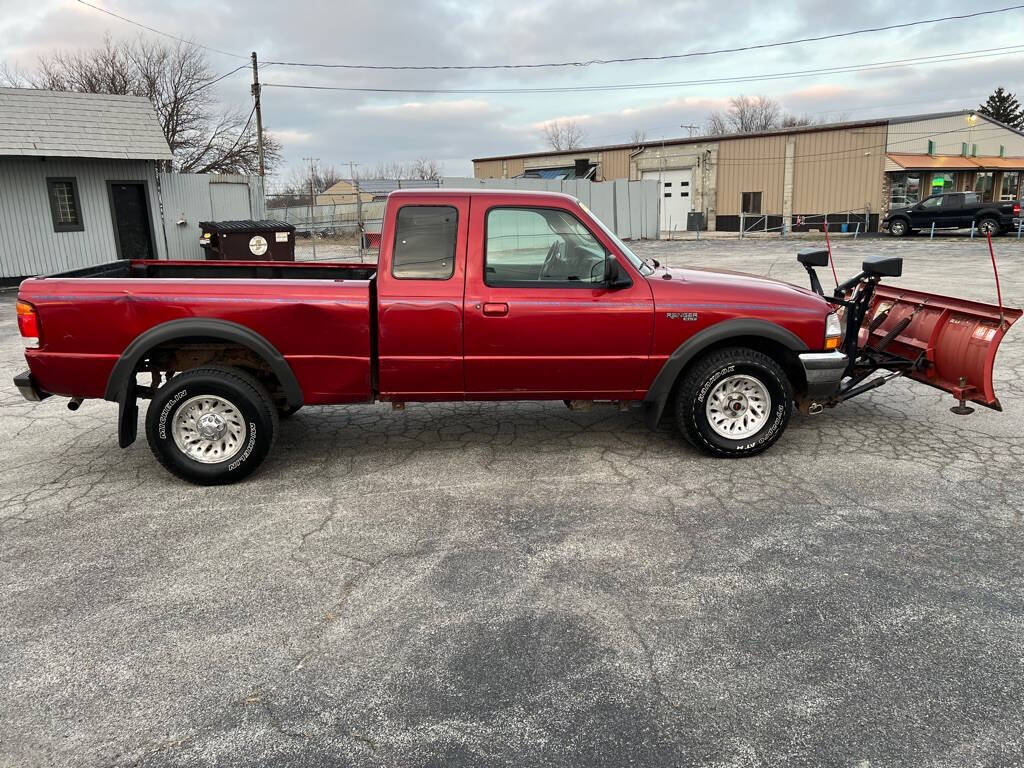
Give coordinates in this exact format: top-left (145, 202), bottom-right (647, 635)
top-left (349, 160), bottom-right (363, 261)
top-left (251, 52), bottom-right (265, 186)
top-left (680, 124), bottom-right (699, 138)
top-left (304, 157), bottom-right (318, 260)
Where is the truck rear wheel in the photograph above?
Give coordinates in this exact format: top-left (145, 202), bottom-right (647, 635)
top-left (977, 217), bottom-right (1000, 236)
top-left (145, 366), bottom-right (278, 485)
top-left (675, 347), bottom-right (793, 458)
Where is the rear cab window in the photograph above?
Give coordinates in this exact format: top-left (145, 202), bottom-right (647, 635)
top-left (392, 206), bottom-right (458, 280)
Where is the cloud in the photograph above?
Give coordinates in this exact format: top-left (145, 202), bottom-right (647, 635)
top-left (2, 0), bottom-right (1021, 179)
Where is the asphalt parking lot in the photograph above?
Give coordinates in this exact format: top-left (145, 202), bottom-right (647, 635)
top-left (2, 234), bottom-right (1023, 767)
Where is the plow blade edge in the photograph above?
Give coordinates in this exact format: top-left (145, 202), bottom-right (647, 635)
top-left (860, 285), bottom-right (1022, 410)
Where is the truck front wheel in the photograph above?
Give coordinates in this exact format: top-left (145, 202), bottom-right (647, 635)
top-left (675, 347), bottom-right (793, 458)
top-left (888, 218), bottom-right (910, 237)
top-left (145, 366), bottom-right (278, 485)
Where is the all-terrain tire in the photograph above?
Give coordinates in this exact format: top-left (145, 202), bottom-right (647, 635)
top-left (977, 217), bottom-right (1001, 236)
top-left (145, 366), bottom-right (278, 485)
top-left (675, 347), bottom-right (793, 458)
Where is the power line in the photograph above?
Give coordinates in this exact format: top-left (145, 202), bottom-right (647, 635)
top-left (75, 0), bottom-right (247, 59)
top-left (195, 64), bottom-right (250, 93)
top-left (262, 45), bottom-right (1024, 95)
top-left (261, 5), bottom-right (1024, 70)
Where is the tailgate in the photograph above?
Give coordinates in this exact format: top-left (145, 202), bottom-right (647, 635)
top-left (859, 285), bottom-right (1022, 410)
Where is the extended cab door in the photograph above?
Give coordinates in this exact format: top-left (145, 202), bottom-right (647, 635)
top-left (375, 195), bottom-right (469, 399)
top-left (463, 198), bottom-right (654, 398)
top-left (911, 194), bottom-right (944, 228)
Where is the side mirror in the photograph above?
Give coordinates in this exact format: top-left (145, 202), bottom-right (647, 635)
top-left (605, 256), bottom-right (632, 288)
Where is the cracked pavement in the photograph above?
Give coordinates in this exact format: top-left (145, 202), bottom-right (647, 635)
top-left (1, 234), bottom-right (1023, 767)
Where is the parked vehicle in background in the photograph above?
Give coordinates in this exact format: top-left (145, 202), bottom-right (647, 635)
top-left (13, 189), bottom-right (1021, 485)
top-left (883, 191), bottom-right (1020, 237)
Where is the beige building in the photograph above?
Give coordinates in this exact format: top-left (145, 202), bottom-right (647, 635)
top-left (315, 179), bottom-right (373, 205)
top-left (473, 111), bottom-right (1024, 232)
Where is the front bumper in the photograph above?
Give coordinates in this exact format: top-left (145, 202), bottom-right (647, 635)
top-left (799, 352), bottom-right (848, 400)
top-left (13, 370), bottom-right (50, 402)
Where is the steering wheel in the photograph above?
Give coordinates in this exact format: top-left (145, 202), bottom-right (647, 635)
top-left (540, 240), bottom-right (562, 279)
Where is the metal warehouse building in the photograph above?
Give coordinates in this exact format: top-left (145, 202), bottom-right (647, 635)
top-left (473, 111), bottom-right (1024, 233)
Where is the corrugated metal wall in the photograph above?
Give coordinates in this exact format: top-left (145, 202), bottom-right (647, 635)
top-left (158, 173), bottom-right (265, 260)
top-left (792, 125), bottom-right (886, 213)
top-left (440, 177), bottom-right (659, 239)
top-left (473, 159), bottom-right (504, 178)
top-left (887, 115), bottom-right (1024, 156)
top-left (715, 135), bottom-right (787, 215)
top-left (0, 156), bottom-right (164, 277)
top-left (599, 149), bottom-right (632, 180)
top-left (473, 148), bottom-right (633, 181)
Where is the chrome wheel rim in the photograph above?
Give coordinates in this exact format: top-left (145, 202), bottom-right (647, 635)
top-left (979, 220), bottom-right (996, 234)
top-left (171, 395), bottom-right (247, 463)
top-left (891, 221), bottom-right (905, 235)
top-left (705, 374), bottom-right (771, 439)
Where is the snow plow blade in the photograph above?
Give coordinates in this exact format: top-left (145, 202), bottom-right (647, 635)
top-left (860, 286), bottom-right (1022, 410)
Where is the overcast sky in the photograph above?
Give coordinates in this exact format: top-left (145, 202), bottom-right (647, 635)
top-left (2, 0), bottom-right (1023, 184)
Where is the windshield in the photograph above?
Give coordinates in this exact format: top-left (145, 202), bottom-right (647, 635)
top-left (580, 203), bottom-right (655, 276)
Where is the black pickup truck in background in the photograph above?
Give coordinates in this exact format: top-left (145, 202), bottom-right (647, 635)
top-left (883, 192), bottom-right (1021, 237)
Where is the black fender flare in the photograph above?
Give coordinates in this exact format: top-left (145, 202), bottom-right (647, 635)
top-left (641, 318), bottom-right (808, 429)
top-left (104, 318), bottom-right (303, 448)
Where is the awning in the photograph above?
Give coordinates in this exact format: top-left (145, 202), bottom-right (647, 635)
top-left (886, 153), bottom-right (1024, 171)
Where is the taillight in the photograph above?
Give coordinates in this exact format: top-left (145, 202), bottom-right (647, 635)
top-left (1014, 202), bottom-right (1021, 215)
top-left (16, 300), bottom-right (40, 348)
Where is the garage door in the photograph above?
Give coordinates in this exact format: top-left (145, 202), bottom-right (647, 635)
top-left (643, 169), bottom-right (693, 231)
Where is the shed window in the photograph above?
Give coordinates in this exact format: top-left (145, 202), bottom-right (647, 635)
top-left (47, 178), bottom-right (84, 232)
top-left (391, 205), bottom-right (457, 280)
top-left (741, 191), bottom-right (762, 214)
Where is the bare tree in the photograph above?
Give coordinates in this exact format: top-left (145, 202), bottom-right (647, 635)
top-left (24, 35), bottom-right (280, 174)
top-left (542, 120), bottom-right (586, 150)
top-left (0, 61), bottom-right (29, 87)
top-left (373, 160), bottom-right (410, 180)
top-left (779, 113), bottom-right (816, 128)
top-left (266, 163), bottom-right (344, 208)
top-left (704, 111), bottom-right (730, 136)
top-left (411, 156), bottom-right (443, 180)
top-left (629, 128), bottom-right (647, 144)
top-left (705, 95), bottom-right (823, 135)
top-left (370, 158), bottom-right (443, 180)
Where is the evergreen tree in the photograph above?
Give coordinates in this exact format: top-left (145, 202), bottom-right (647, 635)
top-left (978, 87), bottom-right (1024, 129)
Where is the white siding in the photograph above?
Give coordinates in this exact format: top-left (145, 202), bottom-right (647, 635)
top-left (887, 115), bottom-right (1024, 157)
top-left (0, 156), bottom-right (164, 277)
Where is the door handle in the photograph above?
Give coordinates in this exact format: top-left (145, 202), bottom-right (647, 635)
top-left (482, 302), bottom-right (509, 317)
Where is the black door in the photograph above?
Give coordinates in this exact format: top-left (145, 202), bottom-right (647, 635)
top-left (109, 182), bottom-right (154, 259)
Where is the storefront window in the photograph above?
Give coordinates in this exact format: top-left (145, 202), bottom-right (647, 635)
top-left (928, 172), bottom-right (958, 195)
top-left (1000, 171), bottom-right (1020, 201)
top-left (974, 172), bottom-right (995, 202)
top-left (889, 173), bottom-right (921, 208)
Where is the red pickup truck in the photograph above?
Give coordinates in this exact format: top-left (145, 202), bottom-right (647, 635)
top-left (13, 189), bottom-right (1019, 484)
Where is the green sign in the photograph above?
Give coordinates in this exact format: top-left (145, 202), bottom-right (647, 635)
top-left (932, 177), bottom-right (945, 187)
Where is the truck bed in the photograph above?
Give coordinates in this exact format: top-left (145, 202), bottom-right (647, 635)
top-left (19, 259), bottom-right (377, 405)
top-left (50, 259), bottom-right (378, 281)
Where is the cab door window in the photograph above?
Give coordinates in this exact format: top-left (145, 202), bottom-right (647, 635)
top-left (391, 205), bottom-right (457, 280)
top-left (485, 207), bottom-right (606, 287)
